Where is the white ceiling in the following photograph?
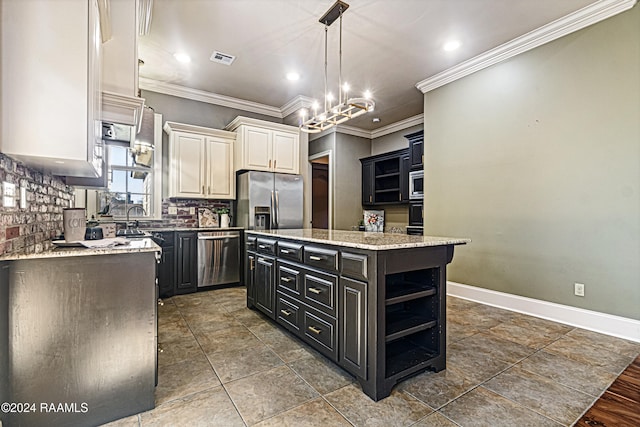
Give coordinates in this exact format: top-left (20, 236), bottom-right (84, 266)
top-left (138, 0), bottom-right (601, 131)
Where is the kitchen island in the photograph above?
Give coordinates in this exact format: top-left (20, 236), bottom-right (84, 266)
top-left (0, 238), bottom-right (160, 427)
top-left (244, 229), bottom-right (470, 400)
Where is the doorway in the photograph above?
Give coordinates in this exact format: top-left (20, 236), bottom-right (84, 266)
top-left (309, 152), bottom-right (331, 229)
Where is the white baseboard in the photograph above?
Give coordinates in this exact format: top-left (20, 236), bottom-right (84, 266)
top-left (447, 281), bottom-right (640, 344)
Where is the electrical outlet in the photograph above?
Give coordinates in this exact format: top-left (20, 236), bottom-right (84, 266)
top-left (574, 282), bottom-right (585, 297)
top-left (189, 207), bottom-right (195, 215)
top-left (168, 206), bottom-right (177, 215)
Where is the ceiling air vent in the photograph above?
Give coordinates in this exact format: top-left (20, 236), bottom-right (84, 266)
top-left (210, 51), bottom-right (236, 66)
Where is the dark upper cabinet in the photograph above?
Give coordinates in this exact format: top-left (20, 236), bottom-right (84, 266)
top-left (176, 231), bottom-right (198, 294)
top-left (405, 131), bottom-right (424, 170)
top-left (361, 159), bottom-right (374, 205)
top-left (361, 148), bottom-right (410, 206)
top-left (400, 151), bottom-right (410, 202)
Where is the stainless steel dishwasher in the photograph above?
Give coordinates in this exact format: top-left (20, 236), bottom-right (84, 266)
top-left (197, 230), bottom-right (240, 287)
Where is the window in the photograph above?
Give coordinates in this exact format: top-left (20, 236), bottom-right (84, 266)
top-left (95, 114), bottom-right (162, 219)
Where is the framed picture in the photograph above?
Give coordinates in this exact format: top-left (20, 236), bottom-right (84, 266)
top-left (198, 208), bottom-right (219, 228)
top-left (364, 210), bottom-right (384, 232)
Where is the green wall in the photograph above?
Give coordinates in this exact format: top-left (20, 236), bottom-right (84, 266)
top-left (424, 6), bottom-right (640, 319)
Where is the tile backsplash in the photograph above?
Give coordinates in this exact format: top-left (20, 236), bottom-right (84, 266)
top-left (0, 153), bottom-right (74, 256)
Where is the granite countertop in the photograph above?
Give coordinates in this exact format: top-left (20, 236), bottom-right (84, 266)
top-left (0, 238), bottom-right (161, 261)
top-left (246, 229), bottom-right (471, 251)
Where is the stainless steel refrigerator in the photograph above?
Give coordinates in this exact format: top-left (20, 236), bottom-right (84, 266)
top-left (236, 171), bottom-right (303, 229)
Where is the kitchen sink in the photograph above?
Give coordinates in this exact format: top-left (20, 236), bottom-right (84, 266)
top-left (116, 229), bottom-right (149, 238)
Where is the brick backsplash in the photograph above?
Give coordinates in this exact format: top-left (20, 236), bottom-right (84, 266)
top-left (0, 153), bottom-right (74, 256)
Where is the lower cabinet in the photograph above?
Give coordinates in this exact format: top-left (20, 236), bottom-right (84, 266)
top-left (176, 232), bottom-right (198, 294)
top-left (339, 276), bottom-right (367, 379)
top-left (154, 231), bottom-right (176, 298)
top-left (255, 255), bottom-right (275, 318)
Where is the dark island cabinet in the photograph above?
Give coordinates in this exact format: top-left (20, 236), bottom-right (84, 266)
top-left (245, 236), bottom-right (257, 308)
top-left (339, 276), bottom-right (367, 379)
top-left (255, 255), bottom-right (276, 318)
top-left (244, 231), bottom-right (455, 401)
top-left (176, 231), bottom-right (198, 294)
top-left (406, 130), bottom-right (424, 170)
top-left (361, 148), bottom-right (410, 206)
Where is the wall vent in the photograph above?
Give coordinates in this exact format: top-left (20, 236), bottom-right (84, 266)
top-left (210, 51), bottom-right (236, 65)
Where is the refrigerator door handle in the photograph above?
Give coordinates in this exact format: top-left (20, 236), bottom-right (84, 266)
top-left (270, 190), bottom-right (276, 229)
top-left (275, 190), bottom-right (280, 228)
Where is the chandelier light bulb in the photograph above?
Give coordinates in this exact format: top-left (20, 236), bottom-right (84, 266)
top-left (363, 90), bottom-right (372, 99)
top-left (299, 109), bottom-right (308, 118)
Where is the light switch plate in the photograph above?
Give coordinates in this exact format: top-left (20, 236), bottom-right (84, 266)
top-left (189, 207), bottom-right (195, 215)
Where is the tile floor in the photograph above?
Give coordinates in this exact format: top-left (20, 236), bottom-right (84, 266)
top-left (104, 286), bottom-right (640, 427)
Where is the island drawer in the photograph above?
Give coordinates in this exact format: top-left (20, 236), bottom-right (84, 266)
top-left (278, 241), bottom-right (303, 262)
top-left (304, 246), bottom-right (339, 272)
top-left (277, 261), bottom-right (302, 296)
top-left (276, 293), bottom-right (302, 333)
top-left (303, 308), bottom-right (337, 360)
top-left (256, 238), bottom-right (277, 255)
top-left (341, 252), bottom-right (368, 281)
top-left (303, 268), bottom-right (337, 316)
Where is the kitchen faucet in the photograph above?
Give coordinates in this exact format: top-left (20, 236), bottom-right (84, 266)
top-left (125, 206), bottom-right (147, 233)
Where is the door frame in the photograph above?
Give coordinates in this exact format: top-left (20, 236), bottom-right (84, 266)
top-left (308, 150), bottom-right (333, 230)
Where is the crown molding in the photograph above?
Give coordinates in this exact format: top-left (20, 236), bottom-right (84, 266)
top-left (280, 95), bottom-right (315, 118)
top-left (416, 0), bottom-right (637, 93)
top-left (139, 78), bottom-right (424, 139)
top-left (370, 114), bottom-right (424, 139)
top-left (138, 77), bottom-right (283, 118)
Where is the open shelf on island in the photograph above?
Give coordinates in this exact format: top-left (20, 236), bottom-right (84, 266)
top-left (386, 283), bottom-right (436, 305)
top-left (385, 335), bottom-right (439, 378)
top-left (386, 311), bottom-right (437, 342)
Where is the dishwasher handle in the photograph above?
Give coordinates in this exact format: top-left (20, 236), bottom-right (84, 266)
top-left (197, 235), bottom-right (239, 241)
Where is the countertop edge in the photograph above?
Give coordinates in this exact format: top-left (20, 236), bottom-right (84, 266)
top-left (0, 238), bottom-right (161, 261)
top-left (245, 229), bottom-right (471, 251)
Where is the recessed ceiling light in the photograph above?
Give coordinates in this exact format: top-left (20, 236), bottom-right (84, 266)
top-left (372, 117), bottom-right (380, 123)
top-left (173, 52), bottom-right (191, 63)
top-left (443, 40), bottom-right (461, 52)
top-left (286, 72), bottom-right (300, 81)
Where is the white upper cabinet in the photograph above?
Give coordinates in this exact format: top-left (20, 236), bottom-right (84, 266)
top-left (226, 117), bottom-right (300, 174)
top-left (100, 0), bottom-right (144, 126)
top-left (1, 0), bottom-right (103, 178)
top-left (164, 122), bottom-right (236, 200)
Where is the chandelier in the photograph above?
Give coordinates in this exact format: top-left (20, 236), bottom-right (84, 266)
top-left (299, 0), bottom-right (375, 134)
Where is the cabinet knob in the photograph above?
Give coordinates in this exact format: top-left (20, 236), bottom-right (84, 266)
top-left (369, 195), bottom-right (372, 203)
top-left (309, 255), bottom-right (322, 261)
top-left (269, 159), bottom-right (272, 169)
top-left (280, 249), bottom-right (289, 254)
top-left (274, 159), bottom-right (276, 169)
top-left (308, 287), bottom-right (322, 295)
top-left (280, 309), bottom-right (292, 316)
top-left (281, 277), bottom-right (293, 283)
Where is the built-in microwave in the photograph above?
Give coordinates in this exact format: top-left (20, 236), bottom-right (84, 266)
top-left (409, 170), bottom-right (424, 199)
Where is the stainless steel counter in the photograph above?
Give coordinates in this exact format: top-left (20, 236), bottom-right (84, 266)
top-left (0, 248), bottom-right (157, 426)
